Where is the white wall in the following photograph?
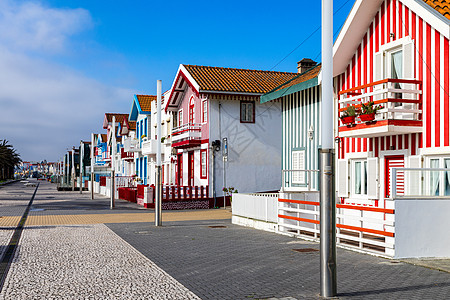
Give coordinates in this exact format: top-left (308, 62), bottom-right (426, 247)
top-left (395, 199), bottom-right (450, 258)
top-left (209, 98), bottom-right (282, 196)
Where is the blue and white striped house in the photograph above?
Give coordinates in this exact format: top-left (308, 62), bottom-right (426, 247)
top-left (261, 62), bottom-right (322, 194)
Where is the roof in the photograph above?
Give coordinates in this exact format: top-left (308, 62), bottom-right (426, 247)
top-left (183, 65), bottom-right (298, 94)
top-left (136, 95), bottom-right (156, 112)
top-left (424, 0), bottom-right (450, 19)
top-left (261, 65), bottom-right (321, 103)
top-left (103, 113), bottom-right (129, 129)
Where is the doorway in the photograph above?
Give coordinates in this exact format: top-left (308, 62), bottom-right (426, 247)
top-left (188, 151), bottom-right (194, 186)
top-left (384, 155), bottom-right (404, 198)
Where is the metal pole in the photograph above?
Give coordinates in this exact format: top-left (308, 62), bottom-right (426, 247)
top-left (155, 79), bottom-right (162, 226)
top-left (212, 149), bottom-right (216, 207)
top-left (223, 157), bottom-right (226, 208)
top-left (72, 149), bottom-right (75, 191)
top-left (320, 0), bottom-right (337, 297)
top-left (91, 133), bottom-right (95, 200)
top-left (110, 169), bottom-right (115, 208)
top-left (80, 141), bottom-right (83, 194)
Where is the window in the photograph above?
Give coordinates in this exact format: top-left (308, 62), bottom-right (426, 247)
top-left (173, 112), bottom-right (178, 128)
top-left (202, 100), bottom-right (208, 123)
top-left (427, 157), bottom-right (450, 196)
top-left (178, 110), bottom-right (183, 127)
top-left (240, 101), bottom-right (255, 123)
top-left (292, 150), bottom-right (305, 184)
top-left (189, 96), bottom-right (195, 124)
top-left (201, 149), bottom-right (207, 179)
top-left (353, 160), bottom-right (367, 195)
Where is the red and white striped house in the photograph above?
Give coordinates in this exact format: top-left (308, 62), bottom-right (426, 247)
top-left (334, 0), bottom-right (450, 206)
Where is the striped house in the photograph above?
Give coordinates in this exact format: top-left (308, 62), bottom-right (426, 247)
top-left (261, 60), bottom-right (322, 193)
top-left (334, 0), bottom-right (450, 206)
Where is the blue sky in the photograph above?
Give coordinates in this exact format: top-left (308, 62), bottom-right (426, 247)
top-left (0, 0), bottom-right (354, 161)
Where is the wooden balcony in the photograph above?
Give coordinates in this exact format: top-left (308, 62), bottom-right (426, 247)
top-left (338, 79), bottom-right (423, 138)
top-left (171, 123), bottom-right (202, 149)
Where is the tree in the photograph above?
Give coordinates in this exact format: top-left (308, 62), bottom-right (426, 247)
top-left (0, 140), bottom-right (22, 180)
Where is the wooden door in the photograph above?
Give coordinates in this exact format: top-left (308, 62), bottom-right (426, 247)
top-left (385, 156), bottom-right (404, 198)
top-left (189, 97), bottom-right (194, 124)
top-left (177, 154), bottom-right (183, 186)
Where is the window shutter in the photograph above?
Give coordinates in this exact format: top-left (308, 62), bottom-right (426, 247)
top-left (292, 152), bottom-right (299, 183)
top-left (298, 151), bottom-right (305, 183)
top-left (367, 157), bottom-right (379, 199)
top-left (407, 155), bottom-right (422, 196)
top-left (374, 51), bottom-right (384, 81)
top-left (337, 159), bottom-right (349, 197)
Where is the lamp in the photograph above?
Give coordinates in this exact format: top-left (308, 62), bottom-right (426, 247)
top-left (308, 125), bottom-right (314, 141)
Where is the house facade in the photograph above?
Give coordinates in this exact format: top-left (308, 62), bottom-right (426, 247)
top-left (334, 0), bottom-right (450, 205)
top-left (166, 64), bottom-right (297, 200)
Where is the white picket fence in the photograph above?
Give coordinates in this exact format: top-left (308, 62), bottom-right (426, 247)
top-left (232, 193), bottom-right (279, 232)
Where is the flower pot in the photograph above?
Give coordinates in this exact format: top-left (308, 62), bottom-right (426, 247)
top-left (359, 113), bottom-right (376, 122)
top-left (341, 116), bottom-right (355, 125)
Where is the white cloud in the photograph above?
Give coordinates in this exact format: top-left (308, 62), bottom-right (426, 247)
top-left (0, 1), bottom-right (134, 161)
top-left (0, 0), bottom-right (92, 53)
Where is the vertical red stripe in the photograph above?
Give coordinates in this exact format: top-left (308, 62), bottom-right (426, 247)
top-left (364, 34), bottom-right (368, 86)
top-left (375, 12), bottom-right (380, 53)
top-left (351, 56), bottom-right (356, 89)
top-left (386, 136), bottom-right (391, 150)
top-left (375, 138), bottom-right (379, 157)
top-left (411, 134), bottom-right (416, 155)
top-left (381, 3), bottom-right (385, 46)
top-left (370, 20), bottom-right (374, 92)
top-left (398, 2), bottom-right (403, 38)
top-left (445, 38), bottom-right (450, 146)
top-left (381, 136), bottom-right (385, 151)
top-left (392, 0), bottom-right (396, 41)
top-left (404, 135), bottom-right (409, 151)
top-left (412, 12), bottom-right (417, 78)
top-left (398, 135), bottom-right (403, 149)
top-left (391, 135), bottom-right (396, 150)
top-left (346, 138), bottom-right (349, 154)
top-left (435, 30), bottom-right (441, 147)
top-left (351, 138), bottom-right (355, 153)
top-left (387, 0), bottom-right (391, 44)
top-left (426, 24), bottom-right (432, 148)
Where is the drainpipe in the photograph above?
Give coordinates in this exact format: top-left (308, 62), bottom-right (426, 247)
top-left (80, 141), bottom-right (83, 194)
top-left (320, 0), bottom-right (337, 297)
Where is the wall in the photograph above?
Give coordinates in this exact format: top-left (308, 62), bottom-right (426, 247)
top-left (209, 98), bottom-right (282, 196)
top-left (395, 199), bottom-right (450, 258)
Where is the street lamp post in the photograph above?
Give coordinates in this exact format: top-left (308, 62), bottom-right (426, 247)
top-left (320, 0), bottom-right (337, 297)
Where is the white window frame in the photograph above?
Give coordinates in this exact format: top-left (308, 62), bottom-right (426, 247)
top-left (292, 150), bottom-right (306, 185)
top-left (351, 159), bottom-right (368, 198)
top-left (178, 109), bottom-right (183, 127)
top-left (202, 100), bottom-right (208, 124)
top-left (425, 156), bottom-right (450, 196)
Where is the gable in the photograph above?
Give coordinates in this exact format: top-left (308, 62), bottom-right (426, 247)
top-left (334, 0), bottom-right (450, 76)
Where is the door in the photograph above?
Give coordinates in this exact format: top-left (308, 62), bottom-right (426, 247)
top-left (177, 153), bottom-right (183, 186)
top-left (143, 157), bottom-right (147, 185)
top-left (188, 151), bottom-right (194, 186)
top-left (385, 156), bottom-right (404, 198)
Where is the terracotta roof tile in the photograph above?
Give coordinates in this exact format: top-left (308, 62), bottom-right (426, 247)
top-left (128, 121), bottom-right (136, 131)
top-left (423, 0), bottom-right (450, 20)
top-left (136, 95), bottom-right (156, 112)
top-left (184, 65), bottom-right (298, 94)
top-left (105, 113), bottom-right (129, 124)
top-left (269, 64), bottom-right (321, 94)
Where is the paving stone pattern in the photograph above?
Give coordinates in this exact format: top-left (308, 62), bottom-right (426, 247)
top-left (0, 181), bottom-right (36, 217)
top-left (0, 224), bottom-right (200, 300)
top-left (108, 221), bottom-right (450, 300)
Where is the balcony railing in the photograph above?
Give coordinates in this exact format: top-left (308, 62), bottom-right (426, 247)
top-left (123, 137), bottom-right (141, 152)
top-left (338, 79), bottom-right (423, 138)
top-left (141, 139), bottom-right (157, 155)
top-left (120, 148), bottom-right (134, 160)
top-left (171, 123), bottom-right (202, 148)
top-left (391, 168), bottom-right (450, 199)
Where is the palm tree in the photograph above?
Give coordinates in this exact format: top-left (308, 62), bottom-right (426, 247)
top-left (0, 140), bottom-right (22, 180)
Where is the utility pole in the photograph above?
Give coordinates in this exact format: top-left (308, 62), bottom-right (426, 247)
top-left (91, 133), bottom-right (95, 200)
top-left (320, 0), bottom-right (337, 297)
top-left (80, 141), bottom-right (83, 194)
top-left (72, 149), bottom-right (75, 191)
top-left (111, 116), bottom-right (116, 209)
top-left (155, 80), bottom-right (163, 226)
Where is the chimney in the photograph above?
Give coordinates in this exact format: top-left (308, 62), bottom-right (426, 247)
top-left (297, 58), bottom-right (317, 74)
